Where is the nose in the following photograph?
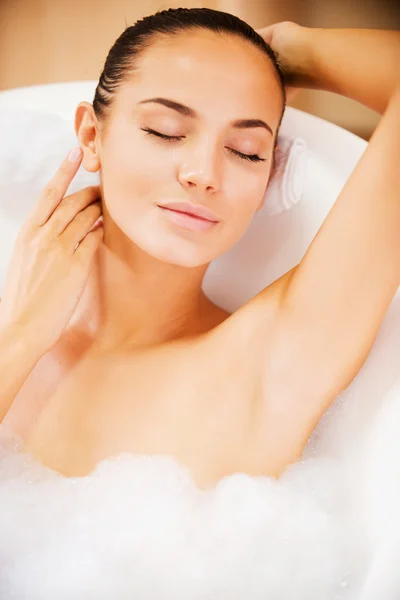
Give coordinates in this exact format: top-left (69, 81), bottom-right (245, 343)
top-left (177, 138), bottom-right (221, 194)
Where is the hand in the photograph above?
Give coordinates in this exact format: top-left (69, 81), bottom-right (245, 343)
top-left (0, 147), bottom-right (103, 356)
top-left (256, 21), bottom-right (313, 103)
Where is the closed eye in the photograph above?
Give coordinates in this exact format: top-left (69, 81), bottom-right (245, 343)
top-left (140, 128), bottom-right (266, 163)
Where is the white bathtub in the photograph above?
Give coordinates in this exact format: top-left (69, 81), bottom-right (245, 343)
top-left (0, 82), bottom-right (399, 600)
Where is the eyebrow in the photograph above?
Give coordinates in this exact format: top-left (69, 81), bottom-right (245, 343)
top-left (137, 97), bottom-right (274, 136)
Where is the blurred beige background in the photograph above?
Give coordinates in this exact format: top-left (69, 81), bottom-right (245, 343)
top-left (0, 0), bottom-right (399, 140)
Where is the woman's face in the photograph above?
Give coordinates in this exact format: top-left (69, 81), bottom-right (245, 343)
top-left (94, 30), bottom-right (283, 267)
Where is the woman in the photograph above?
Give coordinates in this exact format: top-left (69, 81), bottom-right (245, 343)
top-left (0, 8), bottom-right (399, 491)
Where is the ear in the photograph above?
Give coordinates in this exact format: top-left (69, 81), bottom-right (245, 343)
top-left (74, 102), bottom-right (101, 173)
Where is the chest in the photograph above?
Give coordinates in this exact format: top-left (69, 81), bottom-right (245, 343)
top-left (9, 333), bottom-right (266, 490)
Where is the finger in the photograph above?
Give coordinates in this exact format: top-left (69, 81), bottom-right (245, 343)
top-left (43, 185), bottom-right (102, 237)
top-left (26, 147), bottom-right (83, 229)
top-left (41, 185), bottom-right (101, 239)
top-left (74, 224), bottom-right (104, 263)
top-left (286, 87), bottom-right (301, 104)
top-left (256, 25), bottom-right (274, 45)
top-left (62, 201), bottom-right (102, 251)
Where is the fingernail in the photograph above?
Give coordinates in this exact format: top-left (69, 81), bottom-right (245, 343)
top-left (68, 147), bottom-right (82, 162)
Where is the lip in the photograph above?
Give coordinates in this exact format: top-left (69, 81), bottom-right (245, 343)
top-left (157, 206), bottom-right (219, 232)
top-left (156, 201), bottom-right (220, 223)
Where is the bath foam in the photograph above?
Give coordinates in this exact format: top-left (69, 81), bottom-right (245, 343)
top-left (0, 423), bottom-right (367, 600)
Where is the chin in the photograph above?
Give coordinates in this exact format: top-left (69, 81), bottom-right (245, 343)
top-left (154, 241), bottom-right (215, 268)
top-left (140, 228), bottom-right (218, 267)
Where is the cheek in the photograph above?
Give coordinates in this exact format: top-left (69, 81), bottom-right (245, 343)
top-left (227, 172), bottom-right (267, 221)
top-left (207, 184), bottom-right (264, 258)
top-left (100, 137), bottom-right (172, 216)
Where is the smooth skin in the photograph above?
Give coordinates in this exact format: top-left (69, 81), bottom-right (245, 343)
top-left (251, 23), bottom-right (400, 473)
top-left (0, 23), bottom-right (399, 488)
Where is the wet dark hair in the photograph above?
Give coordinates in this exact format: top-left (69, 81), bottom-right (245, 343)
top-left (93, 7), bottom-right (287, 171)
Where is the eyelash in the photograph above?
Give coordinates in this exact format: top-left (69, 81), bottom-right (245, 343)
top-left (140, 128), bottom-right (266, 163)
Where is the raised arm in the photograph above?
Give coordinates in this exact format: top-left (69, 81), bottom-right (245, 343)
top-left (254, 27), bottom-right (400, 469)
top-left (299, 27), bottom-right (400, 114)
top-left (269, 84), bottom-right (400, 401)
top-left (258, 23), bottom-right (400, 114)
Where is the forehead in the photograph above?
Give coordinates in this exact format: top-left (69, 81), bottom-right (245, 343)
top-left (117, 29), bottom-right (282, 127)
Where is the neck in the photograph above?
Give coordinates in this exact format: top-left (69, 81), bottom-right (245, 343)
top-left (69, 236), bottom-right (214, 353)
